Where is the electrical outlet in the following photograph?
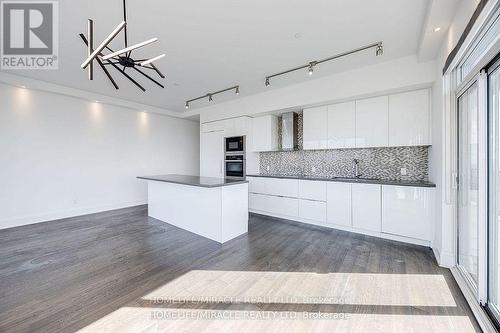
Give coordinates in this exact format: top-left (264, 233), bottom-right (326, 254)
top-left (311, 166), bottom-right (316, 173)
top-left (401, 167), bottom-right (407, 176)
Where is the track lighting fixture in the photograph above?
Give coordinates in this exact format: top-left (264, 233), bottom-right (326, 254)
top-left (264, 42), bottom-right (383, 86)
top-left (185, 85), bottom-right (240, 109)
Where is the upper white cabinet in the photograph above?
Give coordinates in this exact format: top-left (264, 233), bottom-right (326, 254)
top-left (326, 182), bottom-right (352, 227)
top-left (251, 115), bottom-right (279, 152)
top-left (303, 106), bottom-right (328, 150)
top-left (382, 185), bottom-right (433, 241)
top-left (351, 183), bottom-right (381, 232)
top-left (355, 96), bottom-right (389, 148)
top-left (389, 89), bottom-right (430, 146)
top-left (200, 130), bottom-right (224, 178)
top-left (327, 101), bottom-right (356, 149)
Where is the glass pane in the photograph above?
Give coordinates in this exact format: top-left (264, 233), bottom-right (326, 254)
top-left (489, 64), bottom-right (500, 319)
top-left (458, 82), bottom-right (479, 285)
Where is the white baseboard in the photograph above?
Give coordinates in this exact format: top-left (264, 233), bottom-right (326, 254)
top-left (249, 210), bottom-right (431, 247)
top-left (0, 201), bottom-right (146, 230)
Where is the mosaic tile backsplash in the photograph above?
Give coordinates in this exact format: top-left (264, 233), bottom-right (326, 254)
top-left (259, 113), bottom-right (430, 182)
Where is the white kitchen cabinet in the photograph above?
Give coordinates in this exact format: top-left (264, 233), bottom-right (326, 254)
top-left (299, 199), bottom-right (327, 222)
top-left (200, 130), bottom-right (224, 178)
top-left (327, 101), bottom-right (356, 149)
top-left (250, 193), bottom-right (299, 217)
top-left (201, 120), bottom-right (225, 133)
top-left (355, 96), bottom-right (389, 148)
top-left (247, 176), bottom-right (266, 194)
top-left (382, 185), bottom-right (433, 241)
top-left (303, 106), bottom-right (328, 150)
top-left (389, 89), bottom-right (430, 146)
top-left (326, 182), bottom-right (352, 227)
top-left (299, 180), bottom-right (327, 201)
top-left (351, 183), bottom-right (381, 232)
top-left (265, 178), bottom-right (299, 197)
top-left (251, 115), bottom-right (279, 152)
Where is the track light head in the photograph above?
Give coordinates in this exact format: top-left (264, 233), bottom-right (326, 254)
top-left (265, 77), bottom-right (270, 87)
top-left (235, 86), bottom-right (240, 95)
top-left (308, 62), bottom-right (315, 76)
top-left (208, 94), bottom-right (213, 102)
top-left (376, 43), bottom-right (383, 56)
top-left (185, 101), bottom-right (189, 109)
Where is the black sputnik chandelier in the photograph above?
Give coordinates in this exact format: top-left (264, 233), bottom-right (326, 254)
top-left (79, 0), bottom-right (165, 91)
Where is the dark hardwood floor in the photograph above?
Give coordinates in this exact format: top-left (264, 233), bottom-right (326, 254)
top-left (0, 205), bottom-right (480, 332)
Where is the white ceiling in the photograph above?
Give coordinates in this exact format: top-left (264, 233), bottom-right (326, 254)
top-left (3, 0), bottom-right (450, 113)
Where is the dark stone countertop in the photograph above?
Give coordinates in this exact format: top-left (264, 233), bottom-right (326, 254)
top-left (137, 174), bottom-right (248, 188)
top-left (246, 174), bottom-right (436, 188)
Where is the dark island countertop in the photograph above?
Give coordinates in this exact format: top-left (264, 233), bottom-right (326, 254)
top-left (246, 174), bottom-right (436, 188)
top-left (137, 174), bottom-right (248, 188)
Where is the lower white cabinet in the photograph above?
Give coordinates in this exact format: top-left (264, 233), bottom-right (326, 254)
top-left (326, 182), bottom-right (352, 227)
top-left (382, 185), bottom-right (433, 241)
top-left (351, 183), bottom-right (381, 232)
top-left (248, 176), bottom-right (433, 246)
top-left (299, 199), bottom-right (327, 222)
top-left (299, 180), bottom-right (327, 201)
top-left (249, 193), bottom-right (298, 217)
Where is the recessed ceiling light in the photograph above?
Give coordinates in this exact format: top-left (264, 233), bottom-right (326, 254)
top-left (94, 100), bottom-right (99, 103)
top-left (20, 85), bottom-right (26, 89)
top-left (294, 33), bottom-right (302, 39)
top-left (433, 27), bottom-right (441, 32)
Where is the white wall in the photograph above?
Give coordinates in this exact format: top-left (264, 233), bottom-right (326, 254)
top-left (197, 55), bottom-right (437, 123)
top-left (0, 83), bottom-right (200, 229)
top-left (430, 0), bottom-right (479, 267)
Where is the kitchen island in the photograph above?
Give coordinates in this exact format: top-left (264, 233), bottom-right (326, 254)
top-left (137, 174), bottom-right (248, 243)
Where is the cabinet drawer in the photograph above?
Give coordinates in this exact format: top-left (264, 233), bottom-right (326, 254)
top-left (247, 177), bottom-right (267, 194)
top-left (265, 178), bottom-right (299, 197)
top-left (299, 199), bottom-right (327, 222)
top-left (299, 180), bottom-right (327, 201)
top-left (249, 193), bottom-right (299, 218)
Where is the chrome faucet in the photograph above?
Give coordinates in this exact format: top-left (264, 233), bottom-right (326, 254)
top-left (353, 159), bottom-right (361, 178)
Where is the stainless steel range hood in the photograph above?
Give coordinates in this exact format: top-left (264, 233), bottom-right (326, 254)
top-left (281, 112), bottom-right (298, 150)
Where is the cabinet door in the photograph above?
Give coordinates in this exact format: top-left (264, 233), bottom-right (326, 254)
top-left (267, 195), bottom-right (299, 217)
top-left (352, 183), bottom-right (381, 232)
top-left (303, 106), bottom-right (328, 150)
top-left (233, 116), bottom-right (250, 136)
top-left (389, 89), bottom-right (430, 146)
top-left (327, 182), bottom-right (352, 227)
top-left (382, 186), bottom-right (433, 241)
top-left (200, 130), bottom-right (224, 178)
top-left (251, 115), bottom-right (278, 152)
top-left (299, 180), bottom-right (327, 201)
top-left (299, 200), bottom-right (327, 222)
top-left (355, 96), bottom-right (389, 148)
top-left (328, 101), bottom-right (356, 149)
top-left (247, 176), bottom-right (266, 194)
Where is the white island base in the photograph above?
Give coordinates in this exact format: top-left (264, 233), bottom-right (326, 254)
top-left (140, 175), bottom-right (248, 243)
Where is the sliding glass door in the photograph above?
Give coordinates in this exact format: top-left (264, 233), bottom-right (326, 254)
top-left (488, 59), bottom-right (500, 323)
top-left (457, 81), bottom-right (480, 289)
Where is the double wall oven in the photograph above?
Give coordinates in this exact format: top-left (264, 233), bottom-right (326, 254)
top-left (224, 136), bottom-right (245, 179)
